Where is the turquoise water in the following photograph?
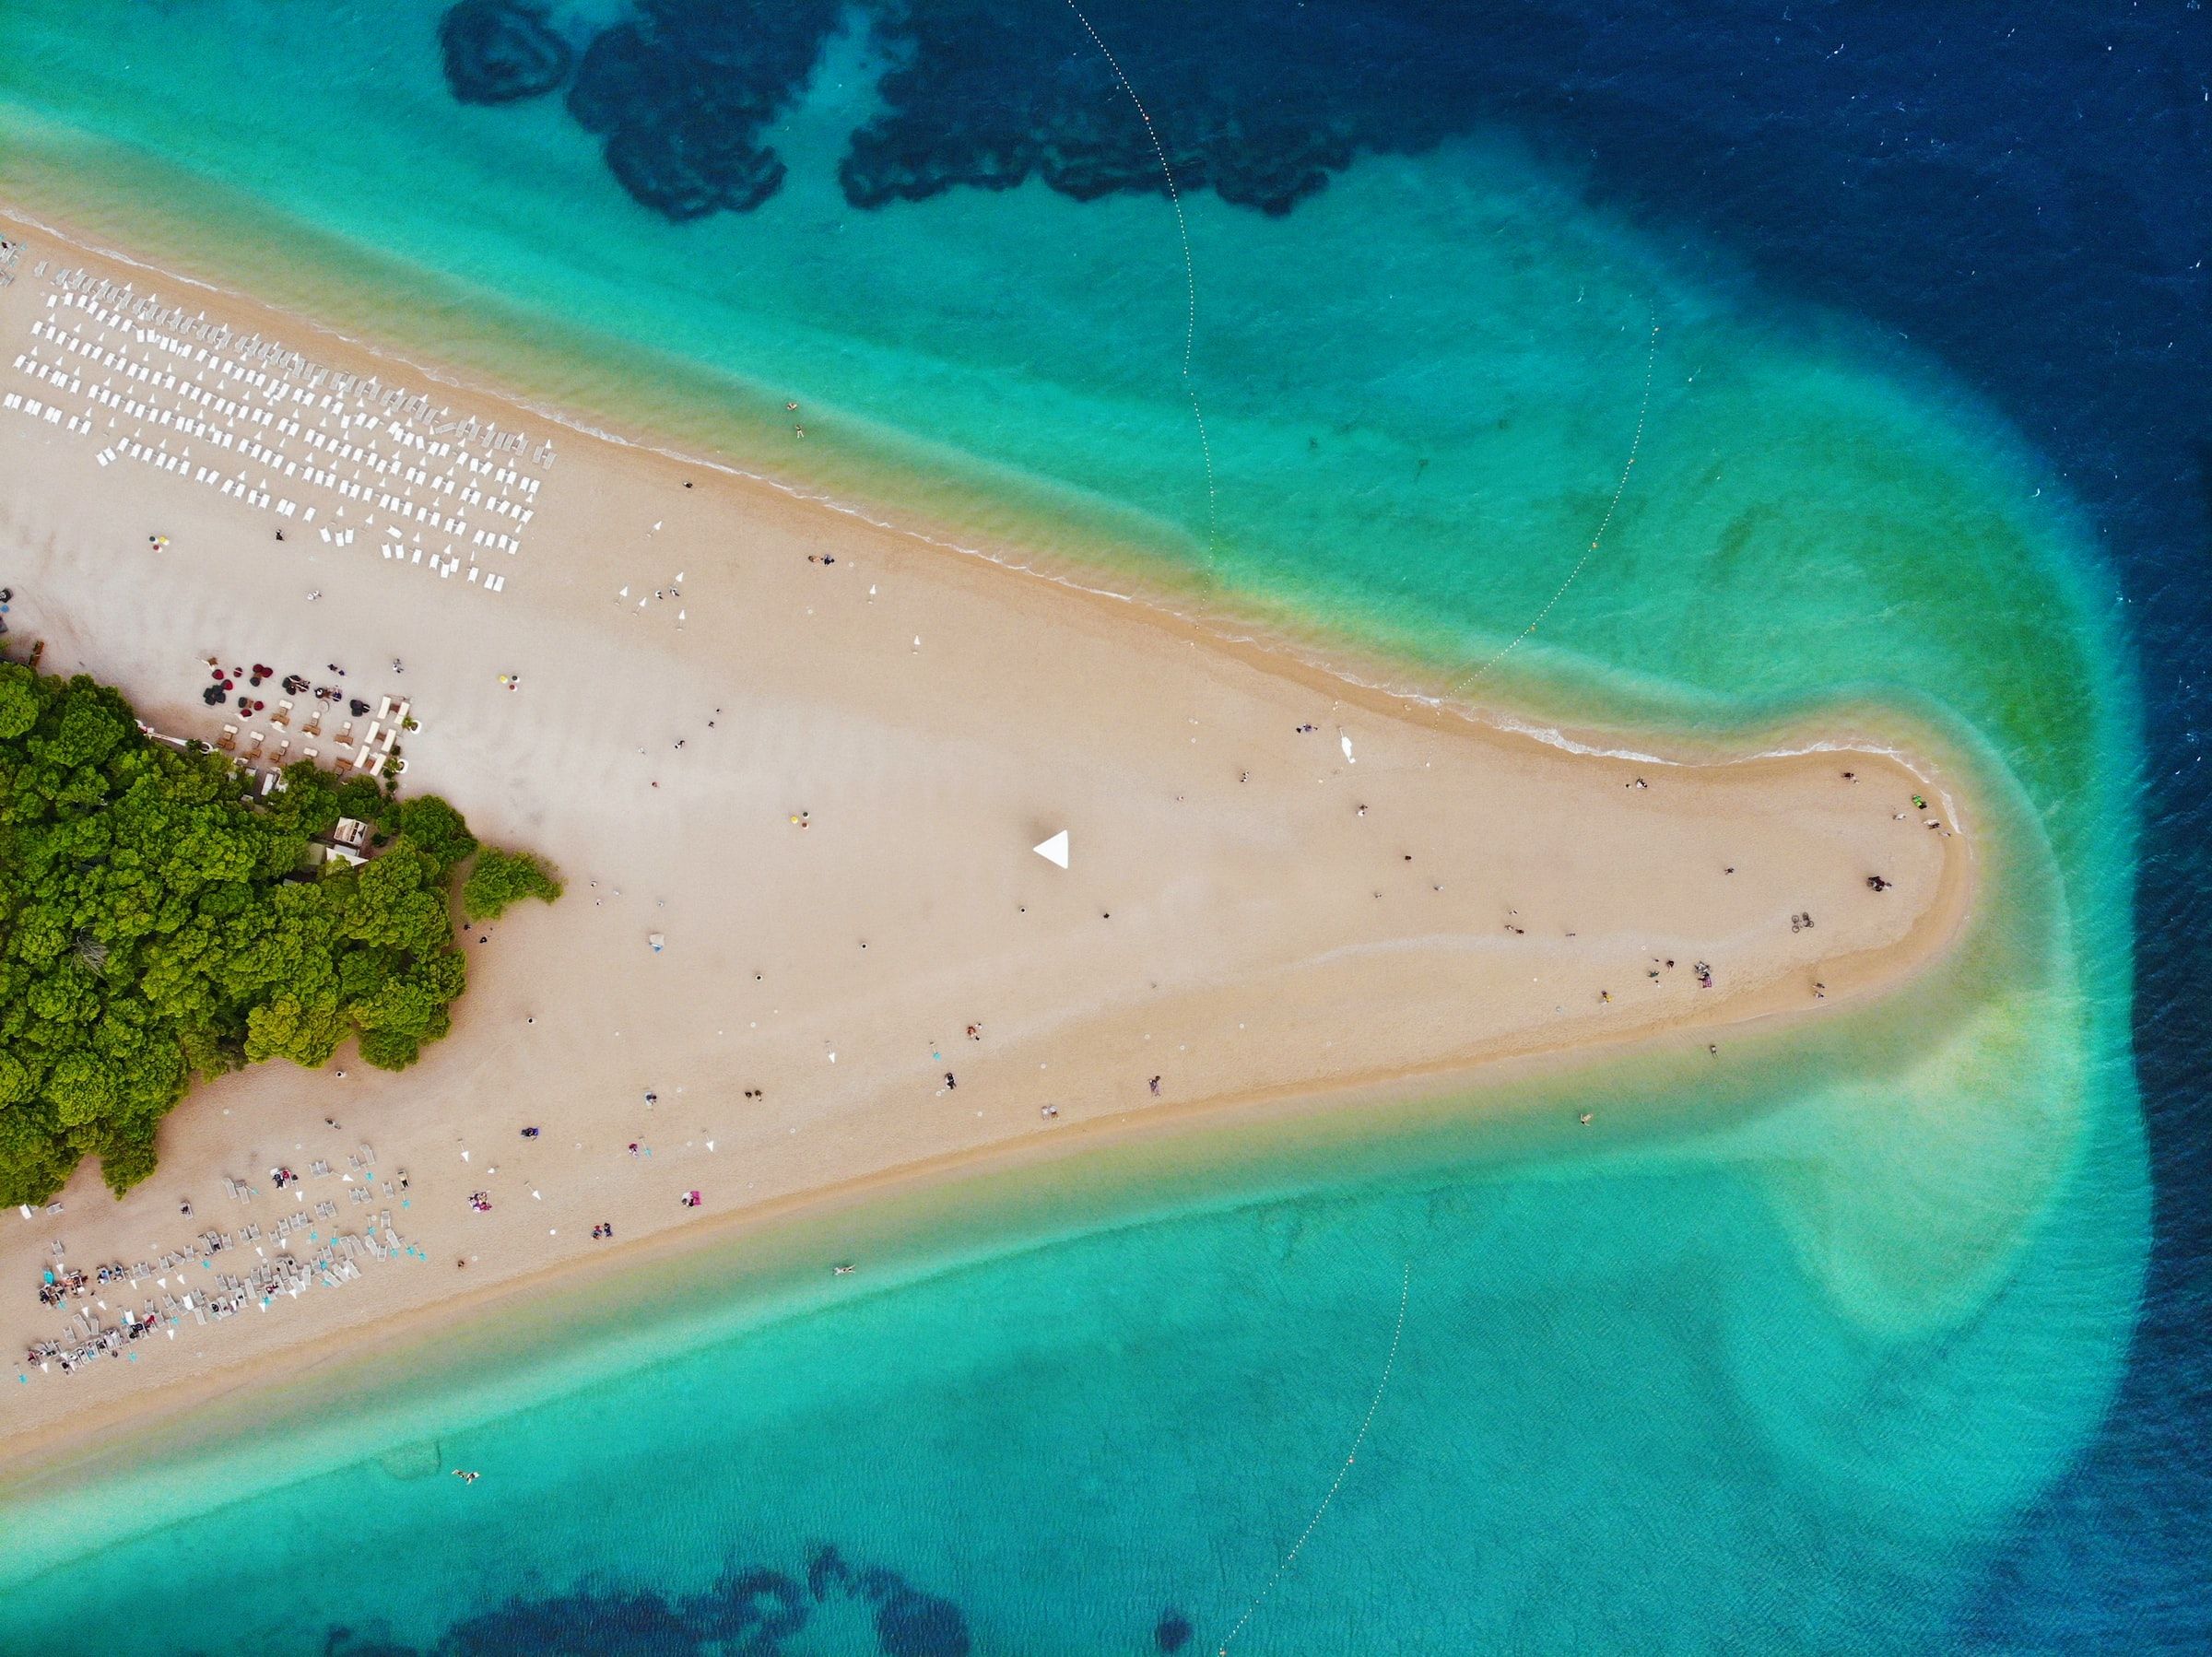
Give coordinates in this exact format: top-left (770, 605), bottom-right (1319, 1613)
top-left (0, 2), bottom-right (2154, 1651)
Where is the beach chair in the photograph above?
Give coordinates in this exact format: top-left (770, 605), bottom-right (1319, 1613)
top-left (272, 699), bottom-right (290, 727)
top-left (218, 724), bottom-right (236, 752)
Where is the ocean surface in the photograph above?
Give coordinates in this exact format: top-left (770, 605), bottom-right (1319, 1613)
top-left (0, 2), bottom-right (2204, 1651)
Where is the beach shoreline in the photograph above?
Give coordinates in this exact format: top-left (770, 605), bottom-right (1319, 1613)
top-left (0, 196), bottom-right (1982, 778)
top-left (0, 970), bottom-right (1961, 1511)
top-left (0, 200), bottom-right (1978, 1476)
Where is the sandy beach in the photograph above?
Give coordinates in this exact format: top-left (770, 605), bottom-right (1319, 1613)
top-left (0, 208), bottom-right (1975, 1467)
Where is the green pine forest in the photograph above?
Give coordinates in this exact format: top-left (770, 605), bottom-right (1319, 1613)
top-left (0, 658), bottom-right (559, 1207)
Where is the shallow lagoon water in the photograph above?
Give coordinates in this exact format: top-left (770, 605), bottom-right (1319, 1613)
top-left (0, 1), bottom-right (2175, 1650)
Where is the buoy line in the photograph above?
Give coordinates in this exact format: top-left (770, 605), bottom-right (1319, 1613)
top-left (1063, 0), bottom-right (1220, 549)
top-left (1217, 1263), bottom-right (1412, 1654)
top-left (1452, 310), bottom-right (1661, 692)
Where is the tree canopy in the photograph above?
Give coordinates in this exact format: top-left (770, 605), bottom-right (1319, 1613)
top-left (0, 660), bottom-right (557, 1205)
top-left (462, 846), bottom-right (564, 922)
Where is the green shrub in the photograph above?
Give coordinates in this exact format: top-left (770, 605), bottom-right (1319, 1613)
top-left (461, 846), bottom-right (564, 923)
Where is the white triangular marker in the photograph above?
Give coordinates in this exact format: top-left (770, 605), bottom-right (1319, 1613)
top-left (1033, 829), bottom-right (1069, 869)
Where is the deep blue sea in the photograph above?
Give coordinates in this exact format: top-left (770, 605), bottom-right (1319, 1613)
top-left (0, 2), bottom-right (2206, 1651)
top-left (1408, 6), bottom-right (2212, 1643)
